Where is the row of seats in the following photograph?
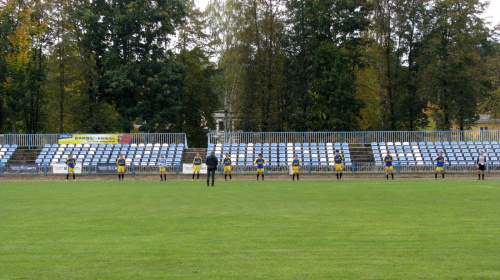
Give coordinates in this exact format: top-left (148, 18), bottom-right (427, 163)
top-left (0, 145), bottom-right (17, 163)
top-left (207, 143), bottom-right (351, 166)
top-left (372, 141), bottom-right (500, 166)
top-left (42, 143), bottom-right (184, 148)
top-left (36, 143), bottom-right (184, 166)
top-left (373, 141), bottom-right (498, 146)
top-left (3, 140), bottom-right (500, 168)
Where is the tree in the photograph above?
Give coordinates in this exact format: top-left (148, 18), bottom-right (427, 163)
top-left (233, 0), bottom-right (288, 132)
top-left (206, 0), bottom-right (244, 133)
top-left (354, 52), bottom-right (384, 130)
top-left (73, 0), bottom-right (186, 132)
top-left (420, 0), bottom-right (492, 130)
top-left (369, 0), bottom-right (430, 130)
top-left (307, 44), bottom-right (363, 130)
top-left (481, 45), bottom-right (500, 118)
top-left (284, 0), bottom-right (371, 131)
top-left (0, 0), bottom-right (47, 133)
top-left (44, 0), bottom-right (73, 133)
top-left (174, 0), bottom-right (218, 147)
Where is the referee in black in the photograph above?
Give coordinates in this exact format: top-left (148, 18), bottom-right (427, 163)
top-left (206, 151), bottom-right (219, 187)
top-left (476, 151), bottom-right (487, 180)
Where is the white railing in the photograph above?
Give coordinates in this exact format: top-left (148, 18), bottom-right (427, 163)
top-left (208, 131), bottom-right (500, 145)
top-left (0, 133), bottom-right (188, 148)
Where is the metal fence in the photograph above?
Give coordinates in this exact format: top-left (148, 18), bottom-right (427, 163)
top-left (226, 163), bottom-right (496, 174)
top-left (208, 131), bottom-right (500, 145)
top-left (1, 162), bottom-right (498, 175)
top-left (0, 133), bottom-right (188, 148)
top-left (0, 163), bottom-right (181, 175)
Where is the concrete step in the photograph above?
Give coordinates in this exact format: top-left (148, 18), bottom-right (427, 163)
top-left (182, 148), bottom-right (208, 164)
top-left (349, 146), bottom-right (375, 163)
top-left (9, 149), bottom-right (41, 164)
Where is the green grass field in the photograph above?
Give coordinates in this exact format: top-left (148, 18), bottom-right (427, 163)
top-left (1, 179), bottom-right (499, 279)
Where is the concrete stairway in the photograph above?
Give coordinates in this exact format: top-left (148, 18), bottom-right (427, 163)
top-left (182, 148), bottom-right (208, 163)
top-left (349, 146), bottom-right (375, 163)
top-left (9, 149), bottom-right (41, 164)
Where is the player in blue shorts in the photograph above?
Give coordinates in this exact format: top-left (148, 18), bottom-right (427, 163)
top-left (384, 152), bottom-right (394, 180)
top-left (253, 154), bottom-right (267, 181)
top-left (66, 153), bottom-right (77, 181)
top-left (223, 153), bottom-right (232, 181)
top-left (116, 154), bottom-right (126, 181)
top-left (435, 152), bottom-right (445, 180)
top-left (158, 154), bottom-right (167, 181)
top-left (291, 154), bottom-right (300, 181)
top-left (192, 153), bottom-right (202, 181)
top-left (334, 150), bottom-right (344, 181)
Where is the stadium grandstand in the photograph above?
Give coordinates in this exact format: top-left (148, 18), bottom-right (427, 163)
top-left (0, 130), bottom-right (499, 175)
top-left (206, 131), bottom-right (500, 174)
top-left (372, 141), bottom-right (500, 166)
top-left (0, 145), bottom-right (17, 164)
top-left (207, 142), bottom-right (351, 172)
top-left (35, 143), bottom-right (185, 167)
top-left (0, 133), bottom-right (187, 174)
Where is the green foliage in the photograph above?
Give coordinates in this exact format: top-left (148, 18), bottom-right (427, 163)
top-left (307, 44), bottom-right (363, 130)
top-left (368, 0), bottom-right (431, 130)
top-left (354, 64), bottom-right (384, 130)
top-left (419, 0), bottom-right (493, 130)
top-left (0, 0), bottom-right (498, 137)
top-left (172, 1), bottom-right (219, 147)
top-left (284, 0), bottom-right (371, 131)
top-left (174, 48), bottom-right (218, 147)
top-left (0, 0), bottom-right (48, 133)
top-left (481, 49), bottom-right (500, 118)
top-left (74, 0), bottom-right (187, 132)
top-left (231, 0), bottom-right (288, 132)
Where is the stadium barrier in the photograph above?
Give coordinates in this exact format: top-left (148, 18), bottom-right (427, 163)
top-left (349, 162), bottom-right (491, 174)
top-left (0, 131), bottom-right (498, 176)
top-left (0, 163), bottom-right (181, 175)
top-left (208, 130), bottom-right (500, 145)
top-left (0, 133), bottom-right (188, 148)
top-left (0, 162), bottom-right (495, 175)
top-left (213, 162), bottom-right (493, 175)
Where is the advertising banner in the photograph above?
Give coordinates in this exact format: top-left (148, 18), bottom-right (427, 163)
top-left (58, 134), bottom-right (132, 144)
top-left (9, 163), bottom-right (39, 174)
top-left (96, 163), bottom-right (118, 174)
top-left (52, 163), bottom-right (83, 174)
top-left (182, 163), bottom-right (207, 174)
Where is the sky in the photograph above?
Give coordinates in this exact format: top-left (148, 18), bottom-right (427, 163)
top-left (484, 0), bottom-right (500, 27)
top-left (195, 0), bottom-right (500, 27)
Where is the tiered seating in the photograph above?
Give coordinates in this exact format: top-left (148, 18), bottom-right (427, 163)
top-left (36, 143), bottom-right (184, 166)
top-left (207, 143), bottom-right (351, 166)
top-left (372, 141), bottom-right (500, 166)
top-left (0, 145), bottom-right (17, 164)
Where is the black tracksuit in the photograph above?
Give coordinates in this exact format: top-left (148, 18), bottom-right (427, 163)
top-left (206, 155), bottom-right (219, 186)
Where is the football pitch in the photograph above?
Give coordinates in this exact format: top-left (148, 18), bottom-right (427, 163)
top-left (1, 180), bottom-right (499, 279)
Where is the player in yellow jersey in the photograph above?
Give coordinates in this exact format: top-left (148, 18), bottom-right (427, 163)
top-left (334, 150), bottom-right (344, 181)
top-left (253, 154), bottom-right (267, 180)
top-left (291, 154), bottom-right (300, 181)
top-left (384, 151), bottom-right (394, 180)
top-left (435, 152), bottom-right (445, 180)
top-left (192, 153), bottom-right (202, 181)
top-left (116, 154), bottom-right (126, 181)
top-left (223, 153), bottom-right (232, 181)
top-left (65, 153), bottom-right (77, 181)
top-left (158, 154), bottom-right (167, 181)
